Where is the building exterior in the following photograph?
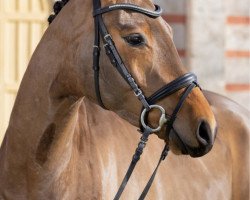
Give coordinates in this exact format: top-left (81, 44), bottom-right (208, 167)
top-left (0, 0), bottom-right (249, 144)
top-left (155, 0), bottom-right (250, 109)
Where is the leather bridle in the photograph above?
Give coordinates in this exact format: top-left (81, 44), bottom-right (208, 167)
top-left (92, 0), bottom-right (199, 199)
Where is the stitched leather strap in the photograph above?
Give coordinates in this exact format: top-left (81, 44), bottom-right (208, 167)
top-left (137, 83), bottom-right (197, 199)
top-left (138, 145), bottom-right (169, 200)
top-left (167, 83), bottom-right (197, 128)
top-left (93, 0), bottom-right (106, 108)
top-left (92, 0), bottom-right (200, 199)
top-left (148, 73), bottom-right (198, 104)
top-left (93, 3), bottom-right (162, 18)
top-left (113, 128), bottom-right (151, 200)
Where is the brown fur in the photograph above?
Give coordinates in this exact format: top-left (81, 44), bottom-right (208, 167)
top-left (0, 0), bottom-right (249, 199)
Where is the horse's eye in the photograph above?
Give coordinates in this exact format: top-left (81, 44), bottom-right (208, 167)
top-left (123, 33), bottom-right (145, 46)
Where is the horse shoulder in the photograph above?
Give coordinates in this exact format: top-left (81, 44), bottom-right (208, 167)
top-left (204, 90), bottom-right (249, 143)
top-left (204, 90), bottom-right (249, 199)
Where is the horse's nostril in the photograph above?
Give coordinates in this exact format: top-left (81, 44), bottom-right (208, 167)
top-left (196, 121), bottom-right (211, 146)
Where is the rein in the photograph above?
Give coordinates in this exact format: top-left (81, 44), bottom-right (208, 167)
top-left (92, 0), bottom-right (199, 199)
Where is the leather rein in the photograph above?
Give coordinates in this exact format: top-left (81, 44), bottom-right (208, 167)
top-left (92, 0), bottom-right (199, 199)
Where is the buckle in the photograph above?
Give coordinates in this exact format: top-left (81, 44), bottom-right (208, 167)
top-left (104, 34), bottom-right (112, 42)
top-left (140, 105), bottom-right (168, 132)
top-left (134, 89), bottom-right (142, 97)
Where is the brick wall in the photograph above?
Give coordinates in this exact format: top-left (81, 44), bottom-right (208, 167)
top-left (155, 0), bottom-right (187, 64)
top-left (224, 0), bottom-right (250, 110)
top-left (155, 0), bottom-right (250, 110)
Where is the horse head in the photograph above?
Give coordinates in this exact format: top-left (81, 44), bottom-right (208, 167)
top-left (48, 0), bottom-right (217, 157)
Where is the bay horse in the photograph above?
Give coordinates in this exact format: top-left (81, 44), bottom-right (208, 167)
top-left (0, 0), bottom-right (249, 199)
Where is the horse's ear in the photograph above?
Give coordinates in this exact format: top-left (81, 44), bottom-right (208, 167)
top-left (48, 0), bottom-right (70, 24)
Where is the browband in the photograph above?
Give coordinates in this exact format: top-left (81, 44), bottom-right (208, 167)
top-left (93, 3), bottom-right (162, 18)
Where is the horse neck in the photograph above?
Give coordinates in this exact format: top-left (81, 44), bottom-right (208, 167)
top-left (0, 0), bottom-right (95, 187)
top-left (3, 0), bottom-right (94, 140)
top-left (0, 0), bottom-right (138, 195)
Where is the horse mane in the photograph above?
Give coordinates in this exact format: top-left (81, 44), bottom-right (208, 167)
top-left (48, 0), bottom-right (70, 24)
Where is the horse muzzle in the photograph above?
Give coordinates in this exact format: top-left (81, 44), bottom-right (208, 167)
top-left (169, 125), bottom-right (214, 157)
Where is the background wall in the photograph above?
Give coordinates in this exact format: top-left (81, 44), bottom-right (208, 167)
top-left (155, 0), bottom-right (250, 110)
top-left (0, 0), bottom-right (249, 145)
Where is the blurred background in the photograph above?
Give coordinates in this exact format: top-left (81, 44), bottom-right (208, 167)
top-left (0, 0), bottom-right (249, 144)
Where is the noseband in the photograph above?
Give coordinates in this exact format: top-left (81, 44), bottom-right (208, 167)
top-left (92, 0), bottom-right (199, 199)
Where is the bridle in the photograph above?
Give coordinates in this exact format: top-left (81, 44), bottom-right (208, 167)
top-left (92, 0), bottom-right (199, 199)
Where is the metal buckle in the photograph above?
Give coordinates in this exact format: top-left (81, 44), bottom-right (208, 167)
top-left (134, 89), bottom-right (142, 97)
top-left (104, 34), bottom-right (112, 42)
top-left (140, 105), bottom-right (168, 132)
